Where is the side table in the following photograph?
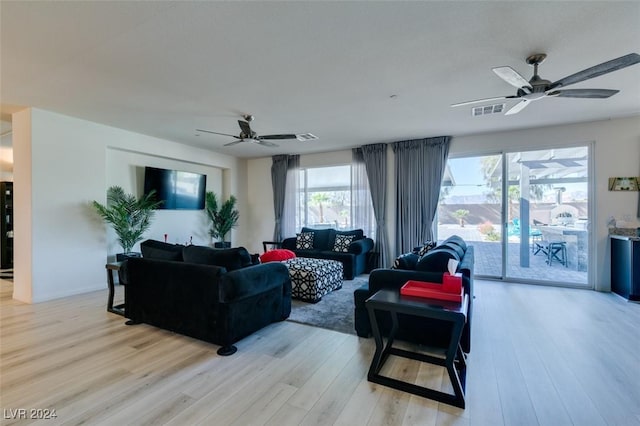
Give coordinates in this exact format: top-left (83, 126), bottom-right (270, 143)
top-left (106, 261), bottom-right (125, 316)
top-left (365, 289), bottom-right (468, 408)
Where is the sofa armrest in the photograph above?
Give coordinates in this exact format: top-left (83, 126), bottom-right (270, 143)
top-left (458, 245), bottom-right (474, 278)
top-left (368, 268), bottom-right (447, 294)
top-left (219, 262), bottom-right (291, 303)
top-left (349, 237), bottom-right (374, 255)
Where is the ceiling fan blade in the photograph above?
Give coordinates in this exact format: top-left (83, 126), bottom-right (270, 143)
top-left (549, 53), bottom-right (640, 89)
top-left (238, 120), bottom-right (252, 136)
top-left (492, 66), bottom-right (533, 90)
top-left (254, 139), bottom-right (279, 147)
top-left (223, 140), bottom-right (244, 146)
top-left (505, 99), bottom-right (530, 115)
top-left (550, 88), bottom-right (620, 99)
top-left (451, 95), bottom-right (518, 108)
top-left (258, 134), bottom-right (298, 140)
top-left (196, 129), bottom-right (240, 138)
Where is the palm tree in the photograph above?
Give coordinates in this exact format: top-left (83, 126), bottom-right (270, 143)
top-left (205, 191), bottom-right (239, 246)
top-left (453, 209), bottom-right (470, 227)
top-left (310, 192), bottom-right (330, 224)
top-left (92, 186), bottom-right (163, 254)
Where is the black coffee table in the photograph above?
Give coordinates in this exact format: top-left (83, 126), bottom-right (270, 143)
top-left (365, 288), bottom-right (469, 408)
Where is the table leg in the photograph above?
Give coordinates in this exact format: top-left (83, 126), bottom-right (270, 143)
top-left (445, 321), bottom-right (466, 408)
top-left (367, 306), bottom-right (385, 377)
top-left (365, 303), bottom-right (467, 408)
top-left (107, 268), bottom-right (115, 312)
top-left (106, 265), bottom-right (125, 316)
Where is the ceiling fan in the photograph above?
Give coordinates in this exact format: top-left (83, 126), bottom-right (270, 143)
top-left (451, 52), bottom-right (640, 115)
top-left (197, 115), bottom-right (317, 147)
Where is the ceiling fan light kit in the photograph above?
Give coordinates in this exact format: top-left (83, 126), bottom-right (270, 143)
top-left (452, 52), bottom-right (640, 115)
top-left (196, 115), bottom-right (317, 148)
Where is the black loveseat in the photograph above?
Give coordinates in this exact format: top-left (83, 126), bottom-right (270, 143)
top-left (125, 240), bottom-right (292, 356)
top-left (281, 227), bottom-right (374, 280)
top-left (354, 235), bottom-right (474, 354)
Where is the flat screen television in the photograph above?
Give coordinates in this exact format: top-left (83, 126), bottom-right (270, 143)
top-left (143, 166), bottom-right (206, 210)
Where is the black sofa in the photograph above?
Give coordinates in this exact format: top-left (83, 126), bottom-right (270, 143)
top-left (353, 235), bottom-right (474, 354)
top-left (281, 227), bottom-right (374, 280)
top-left (125, 240), bottom-right (292, 356)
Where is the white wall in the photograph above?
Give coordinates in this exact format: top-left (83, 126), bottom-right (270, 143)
top-left (105, 148), bottom-right (223, 251)
top-left (13, 108), bottom-right (245, 303)
top-left (247, 116), bottom-right (640, 291)
top-left (12, 109), bottom-right (32, 303)
top-left (0, 129), bottom-right (12, 181)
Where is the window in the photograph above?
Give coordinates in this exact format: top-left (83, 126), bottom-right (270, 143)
top-left (295, 165), bottom-right (375, 238)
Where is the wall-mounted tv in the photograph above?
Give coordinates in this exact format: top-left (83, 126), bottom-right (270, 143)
top-left (143, 166), bottom-right (206, 210)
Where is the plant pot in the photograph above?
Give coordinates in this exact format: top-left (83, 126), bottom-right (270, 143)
top-left (214, 242), bottom-right (231, 249)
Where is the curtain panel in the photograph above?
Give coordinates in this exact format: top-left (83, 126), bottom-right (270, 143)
top-left (351, 148), bottom-right (375, 240)
top-left (356, 144), bottom-right (392, 268)
top-left (392, 136), bottom-right (451, 255)
top-left (271, 154), bottom-right (299, 242)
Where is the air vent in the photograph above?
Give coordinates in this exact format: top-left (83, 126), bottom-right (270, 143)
top-left (472, 103), bottom-right (505, 116)
top-left (296, 133), bottom-right (318, 141)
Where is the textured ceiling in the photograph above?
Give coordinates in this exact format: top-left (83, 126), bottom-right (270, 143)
top-left (1, 1), bottom-right (639, 159)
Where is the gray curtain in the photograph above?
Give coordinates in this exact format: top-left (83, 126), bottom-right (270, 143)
top-left (283, 155), bottom-right (300, 238)
top-left (392, 136), bottom-right (451, 255)
top-left (351, 149), bottom-right (375, 239)
top-left (356, 144), bottom-right (392, 268)
top-left (271, 154), bottom-right (299, 241)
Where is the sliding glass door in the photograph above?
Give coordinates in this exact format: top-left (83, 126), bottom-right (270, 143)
top-left (504, 146), bottom-right (589, 285)
top-left (438, 155), bottom-right (504, 278)
top-left (438, 145), bottom-right (590, 287)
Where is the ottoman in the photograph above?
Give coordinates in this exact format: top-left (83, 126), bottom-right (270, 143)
top-left (283, 257), bottom-right (343, 303)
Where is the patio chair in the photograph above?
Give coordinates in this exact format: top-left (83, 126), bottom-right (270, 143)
top-left (538, 228), bottom-right (568, 267)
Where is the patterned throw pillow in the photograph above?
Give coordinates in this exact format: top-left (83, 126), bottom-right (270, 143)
top-left (392, 253), bottom-right (419, 270)
top-left (295, 232), bottom-right (315, 250)
top-left (417, 241), bottom-right (437, 257)
top-left (333, 234), bottom-right (354, 252)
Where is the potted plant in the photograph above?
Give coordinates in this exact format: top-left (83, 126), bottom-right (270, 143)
top-left (205, 191), bottom-right (239, 248)
top-left (92, 186), bottom-right (163, 258)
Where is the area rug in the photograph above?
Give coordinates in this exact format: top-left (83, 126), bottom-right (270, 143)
top-left (287, 275), bottom-right (368, 335)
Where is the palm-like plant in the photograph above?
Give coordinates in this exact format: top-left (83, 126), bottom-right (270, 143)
top-left (92, 186), bottom-right (163, 253)
top-left (205, 191), bottom-right (239, 243)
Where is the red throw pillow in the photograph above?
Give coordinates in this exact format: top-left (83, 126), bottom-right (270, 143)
top-left (260, 249), bottom-right (296, 263)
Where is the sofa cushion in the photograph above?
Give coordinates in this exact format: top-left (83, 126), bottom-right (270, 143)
top-left (260, 249), bottom-right (296, 263)
top-left (301, 227), bottom-right (334, 251)
top-left (296, 232), bottom-right (315, 250)
top-left (391, 253), bottom-right (420, 270)
top-left (333, 234), bottom-right (355, 252)
top-left (415, 247), bottom-right (460, 272)
top-left (182, 245), bottom-right (253, 271)
top-left (140, 239), bottom-right (184, 261)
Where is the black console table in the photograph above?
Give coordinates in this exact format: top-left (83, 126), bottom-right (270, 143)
top-left (106, 262), bottom-right (125, 316)
top-left (365, 289), bottom-right (468, 408)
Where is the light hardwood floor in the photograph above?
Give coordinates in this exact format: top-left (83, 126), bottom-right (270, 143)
top-left (1, 278), bottom-right (639, 426)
